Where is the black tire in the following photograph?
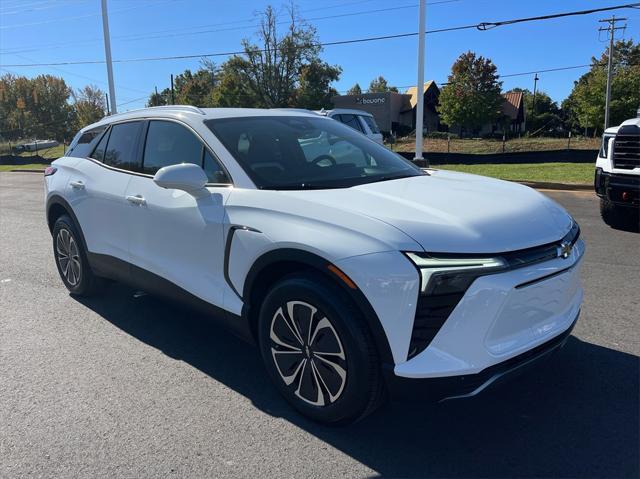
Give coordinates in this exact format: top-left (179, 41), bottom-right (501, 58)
top-left (52, 215), bottom-right (103, 296)
top-left (258, 273), bottom-right (384, 425)
top-left (600, 198), bottom-right (640, 231)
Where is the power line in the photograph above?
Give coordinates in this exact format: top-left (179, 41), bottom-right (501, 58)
top-left (0, 0), bottom-right (180, 30)
top-left (3, 3), bottom-right (638, 68)
top-left (0, 0), bottom-right (463, 55)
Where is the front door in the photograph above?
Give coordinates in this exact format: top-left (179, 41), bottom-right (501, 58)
top-left (125, 119), bottom-right (232, 308)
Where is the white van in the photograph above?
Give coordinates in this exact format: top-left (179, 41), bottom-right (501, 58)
top-left (317, 109), bottom-right (384, 144)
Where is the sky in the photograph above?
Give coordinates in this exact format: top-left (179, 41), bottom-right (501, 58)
top-left (0, 0), bottom-right (638, 112)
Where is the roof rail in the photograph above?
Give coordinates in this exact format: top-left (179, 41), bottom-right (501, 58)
top-left (270, 108), bottom-right (316, 114)
top-left (103, 105), bottom-right (205, 120)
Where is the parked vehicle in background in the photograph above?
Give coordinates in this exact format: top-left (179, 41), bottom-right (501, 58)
top-left (20, 139), bottom-right (59, 152)
top-left (317, 108), bottom-right (383, 145)
top-left (595, 117), bottom-right (640, 229)
top-left (45, 106), bottom-right (584, 425)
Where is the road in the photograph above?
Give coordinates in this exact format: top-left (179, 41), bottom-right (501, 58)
top-left (1, 172), bottom-right (638, 478)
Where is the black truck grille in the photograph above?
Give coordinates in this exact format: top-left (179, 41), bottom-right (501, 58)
top-left (613, 127), bottom-right (640, 170)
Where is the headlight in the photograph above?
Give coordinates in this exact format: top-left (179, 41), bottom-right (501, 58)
top-left (405, 220), bottom-right (579, 296)
top-left (405, 253), bottom-right (507, 295)
top-left (600, 134), bottom-right (615, 158)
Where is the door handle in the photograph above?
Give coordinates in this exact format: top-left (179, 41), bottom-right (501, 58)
top-left (126, 195), bottom-right (146, 206)
top-left (69, 180), bottom-right (85, 190)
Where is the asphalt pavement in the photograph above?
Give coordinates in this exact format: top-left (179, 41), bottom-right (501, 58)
top-left (1, 172), bottom-right (638, 478)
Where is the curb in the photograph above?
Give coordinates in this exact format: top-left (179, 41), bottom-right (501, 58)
top-left (9, 169), bottom-right (45, 173)
top-left (518, 181), bottom-right (592, 191)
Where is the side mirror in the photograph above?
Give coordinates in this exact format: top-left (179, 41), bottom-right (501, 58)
top-left (153, 163), bottom-right (209, 199)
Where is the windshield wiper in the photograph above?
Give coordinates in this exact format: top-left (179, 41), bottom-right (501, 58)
top-left (265, 182), bottom-right (337, 190)
top-left (360, 173), bottom-right (421, 185)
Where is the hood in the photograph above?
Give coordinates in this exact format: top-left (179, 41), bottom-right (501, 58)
top-left (282, 170), bottom-right (572, 254)
top-left (605, 117), bottom-right (640, 134)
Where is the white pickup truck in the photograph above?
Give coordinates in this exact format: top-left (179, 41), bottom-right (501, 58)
top-left (595, 116), bottom-right (640, 229)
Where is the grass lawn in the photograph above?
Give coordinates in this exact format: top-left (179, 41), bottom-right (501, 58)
top-left (1, 162), bottom-right (593, 184)
top-left (0, 164), bottom-right (47, 172)
top-left (393, 136), bottom-right (599, 154)
top-left (435, 162), bottom-right (593, 184)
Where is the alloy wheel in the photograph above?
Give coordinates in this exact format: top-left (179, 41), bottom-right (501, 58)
top-left (269, 301), bottom-right (347, 406)
top-left (56, 228), bottom-right (81, 286)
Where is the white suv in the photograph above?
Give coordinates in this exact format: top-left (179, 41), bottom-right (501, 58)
top-left (45, 106), bottom-right (584, 424)
top-left (317, 108), bottom-right (384, 144)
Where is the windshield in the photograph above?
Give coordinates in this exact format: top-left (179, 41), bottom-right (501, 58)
top-left (205, 116), bottom-right (423, 189)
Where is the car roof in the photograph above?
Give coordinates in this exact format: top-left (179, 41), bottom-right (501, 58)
top-left (319, 108), bottom-right (374, 118)
top-left (82, 106), bottom-right (325, 132)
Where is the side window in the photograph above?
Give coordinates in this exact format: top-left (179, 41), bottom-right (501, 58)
top-left (67, 126), bottom-right (107, 158)
top-left (338, 114), bottom-right (365, 133)
top-left (361, 115), bottom-right (380, 134)
top-left (203, 150), bottom-right (230, 184)
top-left (142, 120), bottom-right (202, 175)
top-left (103, 121), bottom-right (143, 171)
top-left (91, 128), bottom-right (110, 162)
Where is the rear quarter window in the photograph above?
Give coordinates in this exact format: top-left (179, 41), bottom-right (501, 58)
top-left (67, 126), bottom-right (107, 158)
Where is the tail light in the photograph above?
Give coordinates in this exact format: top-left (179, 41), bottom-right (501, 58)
top-left (44, 166), bottom-right (57, 176)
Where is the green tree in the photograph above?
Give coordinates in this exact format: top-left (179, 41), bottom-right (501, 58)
top-left (563, 40), bottom-right (640, 135)
top-left (291, 61), bottom-right (341, 109)
top-left (368, 76), bottom-right (397, 93)
top-left (147, 90), bottom-right (167, 107)
top-left (346, 83), bottom-right (362, 95)
top-left (210, 57), bottom-right (260, 107)
top-left (72, 85), bottom-right (105, 129)
top-left (209, 5), bottom-right (340, 108)
top-left (0, 73), bottom-right (73, 141)
top-left (151, 6), bottom-right (341, 110)
top-left (438, 51), bottom-right (503, 135)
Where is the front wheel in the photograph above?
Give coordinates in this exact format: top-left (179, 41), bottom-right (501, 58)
top-left (258, 273), bottom-right (384, 425)
top-left (600, 198), bottom-right (639, 231)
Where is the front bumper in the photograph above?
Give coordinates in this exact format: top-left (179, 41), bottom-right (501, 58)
top-left (595, 168), bottom-right (640, 208)
top-left (394, 239), bottom-right (584, 379)
top-left (385, 311), bottom-right (578, 402)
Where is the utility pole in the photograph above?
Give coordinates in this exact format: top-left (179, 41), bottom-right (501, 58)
top-left (105, 93), bottom-right (110, 116)
top-left (101, 0), bottom-right (117, 114)
top-left (598, 15), bottom-right (626, 130)
top-left (414, 0), bottom-right (426, 166)
top-left (532, 73), bottom-right (539, 115)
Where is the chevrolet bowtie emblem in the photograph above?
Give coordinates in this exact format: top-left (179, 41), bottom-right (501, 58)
top-left (558, 242), bottom-right (573, 259)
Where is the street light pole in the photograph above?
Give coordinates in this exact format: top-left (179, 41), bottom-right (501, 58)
top-left (101, 0), bottom-right (117, 114)
top-left (414, 0), bottom-right (426, 165)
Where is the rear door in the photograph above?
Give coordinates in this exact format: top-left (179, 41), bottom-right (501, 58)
top-left (125, 119), bottom-right (232, 307)
top-left (66, 121), bottom-right (144, 266)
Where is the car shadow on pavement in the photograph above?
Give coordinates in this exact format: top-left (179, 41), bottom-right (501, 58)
top-left (74, 282), bottom-right (640, 479)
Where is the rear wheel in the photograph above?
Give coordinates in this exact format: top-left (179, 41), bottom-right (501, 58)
top-left (258, 273), bottom-right (384, 425)
top-left (52, 215), bottom-right (103, 296)
top-left (600, 198), bottom-right (639, 231)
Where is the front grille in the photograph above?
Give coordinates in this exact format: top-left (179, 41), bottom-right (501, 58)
top-left (613, 133), bottom-right (640, 170)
